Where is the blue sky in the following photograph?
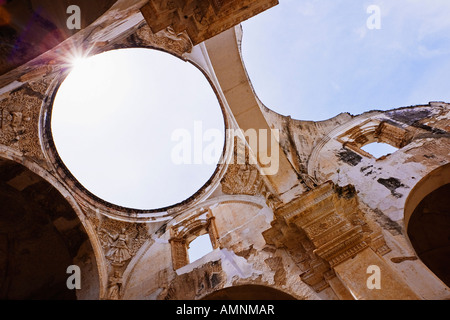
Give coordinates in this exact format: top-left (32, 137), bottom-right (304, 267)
top-left (241, 0), bottom-right (450, 121)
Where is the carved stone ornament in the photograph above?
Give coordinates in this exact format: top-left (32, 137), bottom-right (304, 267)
top-left (263, 181), bottom-right (390, 293)
top-left (107, 270), bottom-right (123, 300)
top-left (0, 80), bottom-right (47, 160)
top-left (221, 163), bottom-right (264, 196)
top-left (87, 212), bottom-right (153, 299)
top-left (0, 109), bottom-right (31, 137)
top-left (101, 227), bottom-right (133, 266)
top-left (159, 260), bottom-right (225, 300)
top-left (97, 218), bottom-right (151, 267)
top-left (169, 208), bottom-right (220, 270)
top-left (220, 163), bottom-right (283, 210)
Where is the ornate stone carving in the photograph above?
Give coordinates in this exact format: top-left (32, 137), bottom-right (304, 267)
top-left (221, 164), bottom-right (264, 196)
top-left (263, 181), bottom-right (391, 293)
top-left (160, 26), bottom-right (193, 48)
top-left (87, 212), bottom-right (153, 299)
top-left (169, 208), bottom-right (219, 270)
top-left (0, 109), bottom-right (31, 137)
top-left (107, 270), bottom-right (123, 300)
top-left (218, 135), bottom-right (283, 209)
top-left (0, 81), bottom-right (46, 160)
top-left (94, 216), bottom-right (151, 259)
top-left (101, 227), bottom-right (133, 267)
top-left (170, 238), bottom-right (189, 270)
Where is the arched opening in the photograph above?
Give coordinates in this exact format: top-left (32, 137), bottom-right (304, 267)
top-left (360, 142), bottom-right (398, 159)
top-left (0, 157), bottom-right (99, 299)
top-left (405, 163), bottom-right (450, 288)
top-left (407, 183), bottom-right (450, 287)
top-left (202, 285), bottom-right (297, 300)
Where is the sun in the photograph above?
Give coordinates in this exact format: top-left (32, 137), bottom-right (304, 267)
top-left (59, 39), bottom-right (95, 72)
top-left (70, 56), bottom-right (88, 70)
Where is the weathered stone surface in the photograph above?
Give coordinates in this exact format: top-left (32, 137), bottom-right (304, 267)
top-left (0, 0), bottom-right (449, 301)
top-left (141, 0), bottom-right (278, 45)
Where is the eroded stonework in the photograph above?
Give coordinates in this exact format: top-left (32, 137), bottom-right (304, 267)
top-left (0, 0), bottom-right (448, 301)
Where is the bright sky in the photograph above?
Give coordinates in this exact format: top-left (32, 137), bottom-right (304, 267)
top-left (241, 0), bottom-right (450, 121)
top-left (52, 0), bottom-right (450, 212)
top-left (188, 234), bottom-right (214, 263)
top-left (52, 48), bottom-right (224, 210)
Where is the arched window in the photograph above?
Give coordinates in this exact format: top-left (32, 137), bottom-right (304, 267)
top-left (337, 119), bottom-right (411, 159)
top-left (169, 209), bottom-right (219, 270)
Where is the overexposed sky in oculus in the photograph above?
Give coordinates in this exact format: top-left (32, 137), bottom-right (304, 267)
top-left (241, 0), bottom-right (450, 121)
top-left (52, 0), bottom-right (450, 210)
top-left (52, 48), bottom-right (224, 210)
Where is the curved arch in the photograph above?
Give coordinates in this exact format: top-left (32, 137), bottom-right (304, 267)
top-left (39, 44), bottom-right (232, 223)
top-left (307, 112), bottom-right (384, 180)
top-left (201, 284), bottom-right (297, 300)
top-left (0, 148), bottom-right (104, 299)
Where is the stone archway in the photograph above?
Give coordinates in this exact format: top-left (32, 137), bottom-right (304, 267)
top-left (405, 163), bottom-right (450, 288)
top-left (202, 284), bottom-right (296, 300)
top-left (0, 157), bottom-right (100, 299)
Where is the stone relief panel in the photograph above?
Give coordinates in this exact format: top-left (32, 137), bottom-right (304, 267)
top-left (263, 182), bottom-right (391, 294)
top-left (220, 163), bottom-right (264, 196)
top-left (219, 137), bottom-right (283, 210)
